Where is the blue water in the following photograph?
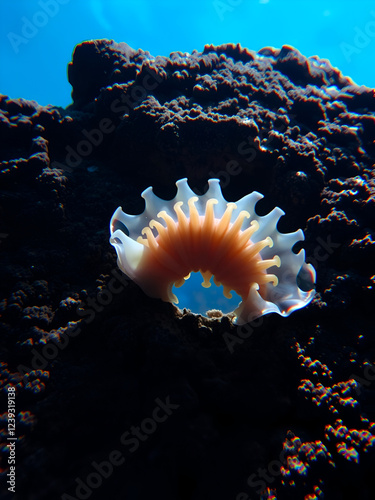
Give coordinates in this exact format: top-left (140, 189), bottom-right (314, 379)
top-left (1, 0), bottom-right (375, 107)
top-left (172, 272), bottom-right (242, 316)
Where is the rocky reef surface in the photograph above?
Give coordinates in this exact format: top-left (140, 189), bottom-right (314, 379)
top-left (0, 39), bottom-right (374, 500)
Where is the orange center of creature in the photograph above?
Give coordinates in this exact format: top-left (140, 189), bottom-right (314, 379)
top-left (137, 196), bottom-right (281, 304)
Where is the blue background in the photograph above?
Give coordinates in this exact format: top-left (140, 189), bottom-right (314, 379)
top-left (1, 0), bottom-right (375, 108)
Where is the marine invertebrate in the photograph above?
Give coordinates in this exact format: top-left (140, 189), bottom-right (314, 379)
top-left (109, 178), bottom-right (315, 324)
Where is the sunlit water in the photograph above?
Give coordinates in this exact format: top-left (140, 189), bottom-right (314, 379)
top-left (1, 0), bottom-right (375, 106)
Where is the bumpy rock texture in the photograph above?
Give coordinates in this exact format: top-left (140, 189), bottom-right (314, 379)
top-left (0, 39), bottom-right (375, 500)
